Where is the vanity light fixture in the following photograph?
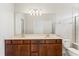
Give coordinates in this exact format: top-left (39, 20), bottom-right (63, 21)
top-left (28, 9), bottom-right (42, 16)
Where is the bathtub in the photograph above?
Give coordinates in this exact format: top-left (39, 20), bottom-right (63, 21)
top-left (64, 46), bottom-right (79, 56)
top-left (63, 40), bottom-right (79, 56)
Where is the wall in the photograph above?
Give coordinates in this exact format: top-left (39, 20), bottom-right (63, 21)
top-left (55, 7), bottom-right (73, 40)
top-left (0, 3), bottom-right (14, 56)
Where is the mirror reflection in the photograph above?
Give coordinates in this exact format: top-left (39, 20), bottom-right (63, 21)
top-left (15, 13), bottom-right (56, 35)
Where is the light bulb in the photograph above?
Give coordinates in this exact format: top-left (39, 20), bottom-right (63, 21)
top-left (28, 9), bottom-right (42, 16)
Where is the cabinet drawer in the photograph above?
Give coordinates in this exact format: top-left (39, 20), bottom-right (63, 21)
top-left (31, 40), bottom-right (45, 44)
top-left (12, 40), bottom-right (23, 44)
top-left (56, 39), bottom-right (62, 44)
top-left (46, 40), bottom-right (56, 43)
top-left (23, 40), bottom-right (30, 44)
top-left (31, 40), bottom-right (40, 44)
top-left (5, 40), bottom-right (11, 44)
top-left (39, 40), bottom-right (45, 43)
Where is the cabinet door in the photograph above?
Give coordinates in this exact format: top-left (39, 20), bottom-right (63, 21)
top-left (46, 44), bottom-right (56, 56)
top-left (39, 44), bottom-right (47, 56)
top-left (11, 45), bottom-right (20, 56)
top-left (55, 44), bottom-right (62, 56)
top-left (19, 45), bottom-right (30, 56)
top-left (5, 44), bottom-right (30, 56)
top-left (5, 45), bottom-right (13, 56)
top-left (5, 45), bottom-right (19, 56)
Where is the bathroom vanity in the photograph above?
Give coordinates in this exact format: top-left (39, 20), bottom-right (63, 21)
top-left (5, 34), bottom-right (62, 56)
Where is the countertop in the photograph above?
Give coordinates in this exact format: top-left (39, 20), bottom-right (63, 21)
top-left (6, 34), bottom-right (63, 40)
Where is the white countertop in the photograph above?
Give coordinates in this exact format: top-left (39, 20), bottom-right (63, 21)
top-left (6, 34), bottom-right (63, 40)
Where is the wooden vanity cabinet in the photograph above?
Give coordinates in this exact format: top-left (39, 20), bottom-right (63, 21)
top-left (5, 39), bottom-right (62, 56)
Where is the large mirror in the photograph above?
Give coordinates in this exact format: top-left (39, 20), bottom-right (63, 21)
top-left (14, 12), bottom-right (56, 35)
top-left (14, 3), bottom-right (56, 35)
